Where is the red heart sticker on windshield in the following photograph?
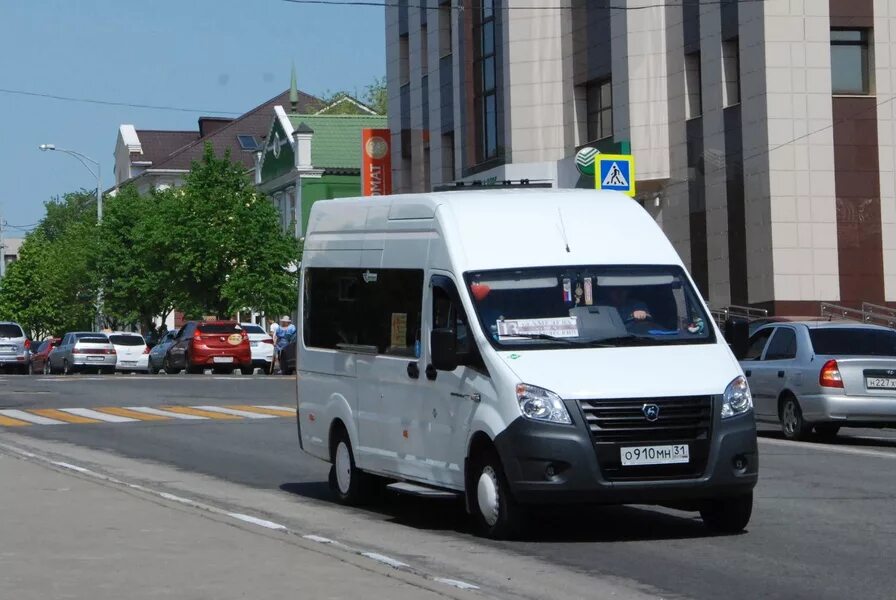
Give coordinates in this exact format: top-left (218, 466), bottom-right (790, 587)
top-left (470, 283), bottom-right (491, 302)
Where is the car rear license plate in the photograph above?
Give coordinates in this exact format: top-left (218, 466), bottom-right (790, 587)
top-left (866, 377), bottom-right (896, 389)
top-left (87, 356), bottom-right (104, 362)
top-left (0, 346), bottom-right (15, 353)
top-left (120, 361), bottom-right (136, 366)
top-left (620, 444), bottom-right (689, 466)
top-left (250, 341), bottom-right (259, 347)
top-left (213, 356), bottom-right (234, 364)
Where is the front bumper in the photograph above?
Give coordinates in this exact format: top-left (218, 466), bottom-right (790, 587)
top-left (493, 398), bottom-right (758, 506)
top-left (801, 393), bottom-right (896, 425)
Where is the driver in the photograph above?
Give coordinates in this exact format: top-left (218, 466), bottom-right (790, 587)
top-left (606, 287), bottom-right (652, 322)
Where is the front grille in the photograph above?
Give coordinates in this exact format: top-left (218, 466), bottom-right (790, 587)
top-left (579, 396), bottom-right (714, 481)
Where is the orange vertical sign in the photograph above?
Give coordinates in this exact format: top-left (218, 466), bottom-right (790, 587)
top-left (361, 128), bottom-right (392, 196)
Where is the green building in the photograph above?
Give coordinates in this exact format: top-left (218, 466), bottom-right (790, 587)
top-left (256, 102), bottom-right (387, 237)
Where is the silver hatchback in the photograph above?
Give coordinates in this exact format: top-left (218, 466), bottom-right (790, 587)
top-left (0, 321), bottom-right (32, 374)
top-left (739, 321), bottom-right (896, 440)
top-left (49, 332), bottom-right (117, 375)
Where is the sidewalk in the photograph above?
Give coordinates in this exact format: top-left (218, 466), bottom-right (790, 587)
top-left (0, 452), bottom-right (449, 600)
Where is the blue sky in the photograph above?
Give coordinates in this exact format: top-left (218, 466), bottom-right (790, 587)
top-left (0, 0), bottom-right (385, 234)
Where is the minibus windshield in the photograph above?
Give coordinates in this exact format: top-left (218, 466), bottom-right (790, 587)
top-left (465, 265), bottom-right (715, 349)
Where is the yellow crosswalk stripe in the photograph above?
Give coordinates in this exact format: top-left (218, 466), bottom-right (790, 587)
top-left (160, 406), bottom-right (242, 420)
top-left (228, 405), bottom-right (296, 417)
top-left (30, 409), bottom-right (101, 424)
top-left (94, 407), bottom-right (172, 421)
top-left (0, 414), bottom-right (29, 427)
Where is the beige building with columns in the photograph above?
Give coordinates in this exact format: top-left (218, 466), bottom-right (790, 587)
top-left (386, 0), bottom-right (895, 314)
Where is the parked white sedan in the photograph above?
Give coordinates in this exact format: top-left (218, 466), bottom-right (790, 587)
top-left (109, 332), bottom-right (150, 373)
top-left (240, 323), bottom-right (274, 374)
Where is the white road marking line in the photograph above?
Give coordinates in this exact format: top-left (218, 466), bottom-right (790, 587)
top-left (59, 408), bottom-right (138, 423)
top-left (124, 406), bottom-right (209, 420)
top-left (433, 578), bottom-right (481, 590)
top-left (255, 405), bottom-right (296, 412)
top-left (0, 409), bottom-right (67, 425)
top-left (193, 406), bottom-right (276, 419)
top-left (361, 552), bottom-right (410, 569)
top-left (759, 436), bottom-right (896, 460)
top-left (303, 534), bottom-right (335, 544)
top-left (228, 513), bottom-right (288, 531)
top-left (52, 461), bottom-right (93, 474)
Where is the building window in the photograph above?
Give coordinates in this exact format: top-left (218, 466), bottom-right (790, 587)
top-left (585, 79), bottom-right (613, 142)
top-left (831, 29), bottom-right (871, 95)
top-left (722, 39), bottom-right (740, 106)
top-left (474, 0), bottom-right (498, 162)
top-left (685, 51), bottom-right (703, 118)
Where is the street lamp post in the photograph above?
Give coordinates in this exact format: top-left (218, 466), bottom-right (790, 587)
top-left (38, 144), bottom-right (102, 223)
top-left (39, 144), bottom-right (104, 330)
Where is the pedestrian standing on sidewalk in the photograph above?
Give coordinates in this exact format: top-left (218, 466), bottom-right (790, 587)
top-left (274, 316), bottom-right (295, 373)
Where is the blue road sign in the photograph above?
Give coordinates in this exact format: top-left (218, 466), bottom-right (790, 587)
top-left (595, 154), bottom-right (636, 197)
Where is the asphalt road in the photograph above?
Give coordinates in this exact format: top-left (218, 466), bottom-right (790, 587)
top-left (2, 374), bottom-right (895, 599)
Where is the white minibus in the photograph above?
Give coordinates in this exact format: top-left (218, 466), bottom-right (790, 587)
top-left (297, 188), bottom-right (757, 538)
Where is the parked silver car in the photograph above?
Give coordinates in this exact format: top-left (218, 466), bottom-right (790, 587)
top-left (0, 321), bottom-right (32, 374)
top-left (48, 332), bottom-right (117, 375)
top-left (740, 321), bottom-right (896, 440)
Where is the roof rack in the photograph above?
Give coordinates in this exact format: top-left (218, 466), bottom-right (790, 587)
top-left (432, 179), bottom-right (553, 192)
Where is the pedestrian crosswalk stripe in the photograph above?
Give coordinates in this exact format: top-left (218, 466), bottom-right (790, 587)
top-left (0, 409), bottom-right (67, 425)
top-left (97, 407), bottom-right (172, 421)
top-left (229, 405), bottom-right (296, 417)
top-left (193, 406), bottom-right (276, 419)
top-left (159, 406), bottom-right (242, 420)
top-left (0, 414), bottom-right (29, 427)
top-left (31, 409), bottom-right (101, 424)
top-left (60, 408), bottom-right (139, 423)
top-left (125, 406), bottom-right (208, 420)
top-left (0, 405), bottom-right (296, 427)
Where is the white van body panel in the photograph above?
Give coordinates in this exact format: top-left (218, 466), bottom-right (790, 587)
top-left (298, 189), bottom-right (755, 502)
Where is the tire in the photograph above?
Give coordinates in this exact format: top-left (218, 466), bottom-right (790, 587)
top-left (163, 356), bottom-right (180, 375)
top-left (240, 365), bottom-right (255, 376)
top-left (468, 446), bottom-right (521, 540)
top-left (185, 356), bottom-right (203, 375)
top-left (700, 493), bottom-right (753, 534)
top-left (780, 395), bottom-right (813, 441)
top-left (148, 360), bottom-right (160, 375)
top-left (814, 424), bottom-right (841, 440)
top-left (43, 361), bottom-right (50, 376)
top-left (63, 360), bottom-right (73, 376)
top-left (328, 427), bottom-right (370, 505)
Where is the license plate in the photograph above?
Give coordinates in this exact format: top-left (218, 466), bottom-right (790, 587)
top-left (0, 346), bottom-right (15, 353)
top-left (213, 356), bottom-right (234, 364)
top-left (250, 341), bottom-right (259, 347)
top-left (620, 444), bottom-right (689, 466)
top-left (866, 377), bottom-right (896, 389)
top-left (120, 361), bottom-right (137, 366)
top-left (87, 356), bottom-right (104, 362)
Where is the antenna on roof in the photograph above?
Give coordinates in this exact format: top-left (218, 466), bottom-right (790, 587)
top-left (557, 208), bottom-right (571, 253)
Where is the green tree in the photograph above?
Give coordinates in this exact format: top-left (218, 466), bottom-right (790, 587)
top-left (93, 186), bottom-right (178, 333)
top-left (161, 144), bottom-right (299, 318)
top-left (318, 76), bottom-right (387, 115)
top-left (0, 192), bottom-right (99, 338)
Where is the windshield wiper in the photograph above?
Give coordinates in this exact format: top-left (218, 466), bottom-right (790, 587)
top-left (588, 335), bottom-right (656, 347)
top-left (503, 333), bottom-right (583, 345)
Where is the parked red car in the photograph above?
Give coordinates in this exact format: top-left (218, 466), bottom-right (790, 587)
top-left (30, 337), bottom-right (62, 375)
top-left (164, 321), bottom-right (252, 375)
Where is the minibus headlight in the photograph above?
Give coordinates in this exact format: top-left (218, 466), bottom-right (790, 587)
top-left (722, 376), bottom-right (753, 419)
top-left (516, 384), bottom-right (571, 425)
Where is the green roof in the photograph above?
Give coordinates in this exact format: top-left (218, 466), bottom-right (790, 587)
top-left (287, 114), bottom-right (388, 171)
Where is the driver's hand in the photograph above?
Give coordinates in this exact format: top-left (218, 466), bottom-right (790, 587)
top-left (632, 310), bottom-right (650, 320)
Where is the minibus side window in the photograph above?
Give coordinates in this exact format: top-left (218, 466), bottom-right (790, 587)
top-left (432, 278), bottom-right (486, 372)
top-left (304, 267), bottom-right (423, 356)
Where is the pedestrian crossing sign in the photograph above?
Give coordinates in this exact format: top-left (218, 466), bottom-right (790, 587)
top-left (596, 154), bottom-right (636, 197)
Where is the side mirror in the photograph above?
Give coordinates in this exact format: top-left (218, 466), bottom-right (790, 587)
top-left (430, 328), bottom-right (458, 371)
top-left (724, 317), bottom-right (750, 360)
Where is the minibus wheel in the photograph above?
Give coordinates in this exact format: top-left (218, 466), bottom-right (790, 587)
top-left (469, 447), bottom-right (520, 539)
top-left (700, 492), bottom-right (753, 533)
top-left (329, 428), bottom-right (368, 505)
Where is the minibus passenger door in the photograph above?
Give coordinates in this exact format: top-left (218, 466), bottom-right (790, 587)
top-left (425, 276), bottom-right (490, 489)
